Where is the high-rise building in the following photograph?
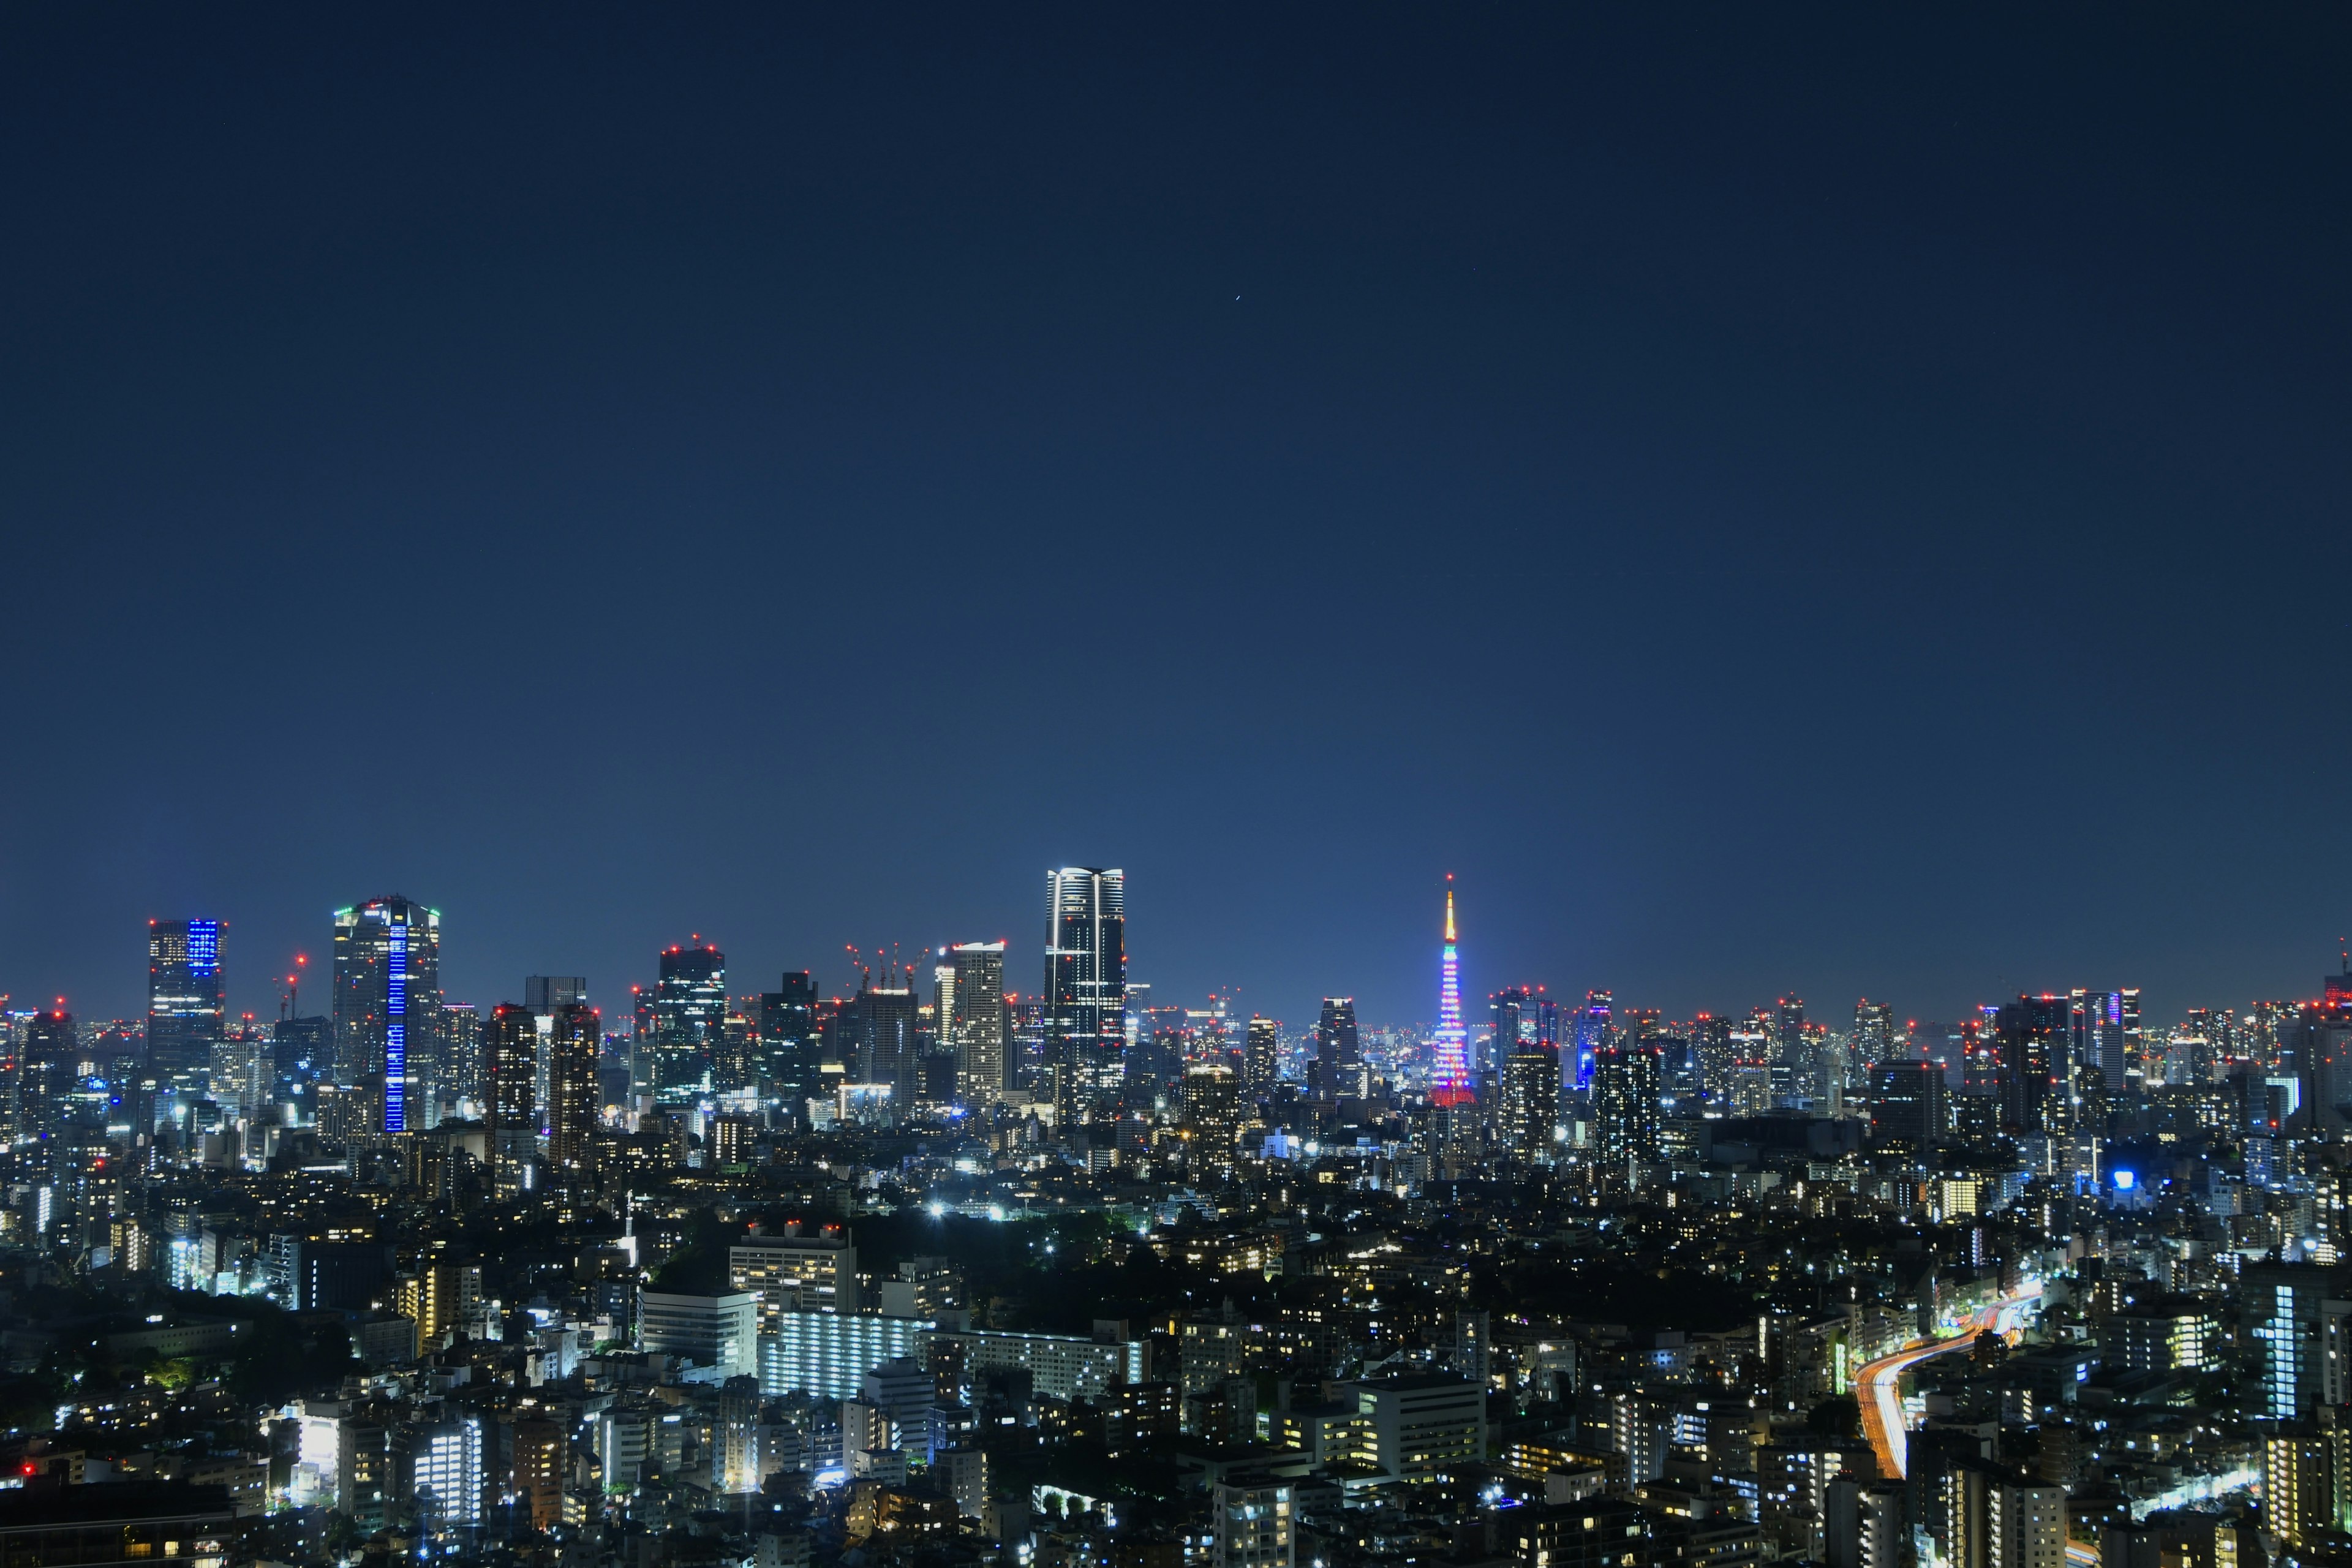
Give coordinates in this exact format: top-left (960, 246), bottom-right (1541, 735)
top-left (1995, 995), bottom-right (2068, 1134)
top-left (1243, 1017), bottom-right (1279, 1098)
top-left (1313, 998), bottom-right (1361, 1099)
top-left (525, 976), bottom-right (585, 1015)
top-left (484, 1004), bottom-right (537, 1135)
top-left (2262, 1420), bottom-right (2351, 1549)
top-left (547, 1001), bottom-right (600, 1183)
top-left (1498, 1047), bottom-right (1558, 1160)
top-left (483, 1003), bottom-right (538, 1194)
top-left (944, 943), bottom-right (1008, 1105)
top-left (1853, 1000), bottom-right (1895, 1064)
top-left (1430, 885), bottom-right (1472, 1106)
top-left (331, 897), bottom-right (442, 1134)
top-left (1773, 996), bottom-right (1807, 1062)
top-left (1591, 1045), bottom-right (1661, 1169)
top-left (434, 1005), bottom-right (480, 1106)
top-left (650, 944), bottom-right (725, 1101)
top-left (1044, 868), bottom-right (1127, 1068)
top-left (1183, 1063), bottom-right (1242, 1178)
top-left (1569, 989), bottom-right (1612, 1096)
top-left (842, 976), bottom-right (919, 1108)
top-left (408, 1414), bottom-right (484, 1537)
top-left (758, 972), bottom-right (820, 1111)
top-left (1869, 1061), bottom-right (1944, 1148)
top-left (147, 919), bottom-right (225, 1080)
top-left (2067, 989), bottom-right (2141, 1090)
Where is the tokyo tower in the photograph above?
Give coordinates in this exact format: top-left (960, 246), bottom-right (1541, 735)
top-left (1430, 878), bottom-right (1474, 1105)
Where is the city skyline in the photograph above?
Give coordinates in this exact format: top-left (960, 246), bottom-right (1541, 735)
top-left (4, 11), bottom-right (2348, 1044)
top-left (21, 880), bottom-right (2352, 1046)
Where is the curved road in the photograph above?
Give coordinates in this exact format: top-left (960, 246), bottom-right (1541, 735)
top-left (1854, 1330), bottom-right (1979, 1479)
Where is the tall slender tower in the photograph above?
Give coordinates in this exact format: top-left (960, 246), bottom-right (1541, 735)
top-left (332, 897), bottom-right (442, 1134)
top-left (1431, 880), bottom-right (1473, 1105)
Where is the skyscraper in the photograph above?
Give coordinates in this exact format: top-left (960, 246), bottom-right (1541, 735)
top-left (485, 1003), bottom-right (537, 1134)
top-left (147, 919), bottom-right (225, 1079)
top-left (1591, 1044), bottom-right (1662, 1169)
top-left (1570, 989), bottom-right (1612, 1095)
top-left (650, 943), bottom-right (725, 1101)
top-left (331, 897), bottom-right (442, 1134)
top-left (1313, 998), bottom-right (1360, 1099)
top-left (1430, 884), bottom-right (1472, 1106)
top-left (1491, 987), bottom-right (1529, 1071)
top-left (2067, 988), bottom-right (2141, 1090)
top-left (1044, 869), bottom-right (1126, 1065)
top-left (546, 1001), bottom-right (600, 1184)
top-left (944, 942), bottom-right (1008, 1106)
top-left (843, 974), bottom-right (920, 1109)
top-left (1853, 999), bottom-right (1895, 1064)
top-left (1243, 1017), bottom-right (1279, 1098)
top-left (758, 973), bottom-right (820, 1113)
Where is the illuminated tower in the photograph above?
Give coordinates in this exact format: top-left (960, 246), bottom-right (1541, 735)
top-left (332, 897), bottom-right (442, 1134)
top-left (1431, 882), bottom-right (1472, 1106)
top-left (148, 919), bottom-right (227, 1082)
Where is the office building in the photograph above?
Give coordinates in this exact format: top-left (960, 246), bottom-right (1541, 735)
top-left (524, 976), bottom-right (585, 1015)
top-left (1043, 867), bottom-right (1126, 1063)
top-left (1313, 997), bottom-right (1361, 1098)
top-left (758, 972), bottom-right (821, 1111)
top-left (1570, 990), bottom-right (1612, 1096)
top-left (940, 942), bottom-right (1008, 1105)
top-left (1353, 1373), bottom-right (1485, 1481)
top-left (546, 1001), bottom-right (600, 1182)
top-left (147, 919), bottom-right (225, 1079)
top-left (840, 976), bottom-right (920, 1107)
top-left (1852, 1000), bottom-right (1894, 1063)
top-left (434, 1004), bottom-right (480, 1105)
top-left (1591, 1044), bottom-right (1662, 1168)
top-left (331, 897), bottom-right (442, 1134)
top-left (649, 944), bottom-right (725, 1101)
top-left (638, 1290), bottom-right (758, 1379)
top-left (732, 1229), bottom-right (859, 1326)
top-left (1869, 1061), bottom-right (1943, 1148)
top-left (757, 1310), bottom-right (930, 1400)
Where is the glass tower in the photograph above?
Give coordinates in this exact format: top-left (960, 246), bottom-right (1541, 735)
top-left (331, 897), bottom-right (442, 1134)
top-left (1044, 869), bottom-right (1126, 1060)
top-left (652, 944), bottom-right (726, 1101)
top-left (147, 919), bottom-right (225, 1079)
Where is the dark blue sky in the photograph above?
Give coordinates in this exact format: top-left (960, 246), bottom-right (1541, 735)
top-left (4, 7), bottom-right (2348, 1032)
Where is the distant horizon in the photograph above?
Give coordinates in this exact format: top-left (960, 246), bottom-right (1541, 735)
top-left (22, 882), bottom-right (2349, 1041)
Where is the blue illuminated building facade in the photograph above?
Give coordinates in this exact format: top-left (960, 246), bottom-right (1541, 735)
top-left (147, 918), bottom-right (226, 1079)
top-left (332, 896), bottom-right (442, 1133)
top-left (1572, 989), bottom-right (1612, 1093)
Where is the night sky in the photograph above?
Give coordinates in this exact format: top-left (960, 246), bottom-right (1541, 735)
top-left (4, 7), bottom-right (2348, 1033)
